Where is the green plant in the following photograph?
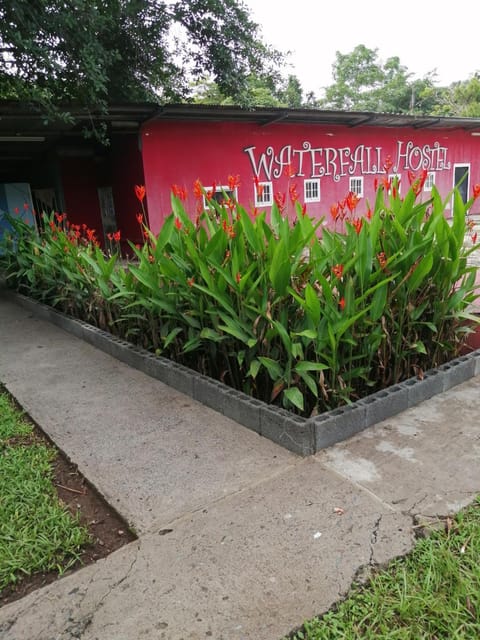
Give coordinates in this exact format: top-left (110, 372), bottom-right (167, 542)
top-left (1, 176), bottom-right (478, 417)
top-left (0, 392), bottom-right (90, 591)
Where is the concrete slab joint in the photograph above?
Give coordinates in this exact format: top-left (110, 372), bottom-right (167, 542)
top-left (4, 290), bottom-right (480, 456)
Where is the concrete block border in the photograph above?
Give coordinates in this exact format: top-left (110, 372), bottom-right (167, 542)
top-left (5, 290), bottom-right (480, 457)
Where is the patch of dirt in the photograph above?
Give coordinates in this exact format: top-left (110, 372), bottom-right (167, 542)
top-left (0, 393), bottom-right (137, 608)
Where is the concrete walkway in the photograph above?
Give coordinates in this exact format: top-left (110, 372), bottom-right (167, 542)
top-left (0, 294), bottom-right (479, 640)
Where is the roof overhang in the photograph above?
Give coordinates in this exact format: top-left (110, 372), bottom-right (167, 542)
top-left (151, 103), bottom-right (480, 132)
top-left (0, 101), bottom-right (158, 182)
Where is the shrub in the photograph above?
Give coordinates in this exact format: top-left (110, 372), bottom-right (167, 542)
top-left (1, 177), bottom-right (478, 417)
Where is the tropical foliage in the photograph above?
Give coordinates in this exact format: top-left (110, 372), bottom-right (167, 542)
top-left (1, 176), bottom-right (478, 417)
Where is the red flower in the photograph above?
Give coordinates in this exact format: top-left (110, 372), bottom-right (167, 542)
top-left (205, 182), bottom-right (217, 201)
top-left (274, 192), bottom-right (286, 211)
top-left (301, 203), bottom-right (307, 217)
top-left (113, 230), bottom-right (121, 242)
top-left (235, 272), bottom-right (241, 284)
top-left (86, 228), bottom-right (96, 241)
top-left (381, 177), bottom-right (391, 192)
top-left (174, 218), bottom-right (182, 230)
top-left (373, 178), bottom-right (378, 191)
top-left (473, 184), bottom-right (480, 199)
top-left (107, 233), bottom-right (113, 241)
top-left (193, 179), bottom-right (203, 200)
top-left (253, 176), bottom-right (264, 198)
top-left (366, 208), bottom-right (372, 220)
top-left (226, 198), bottom-right (236, 212)
top-left (408, 169), bottom-right (428, 196)
top-left (13, 207), bottom-right (19, 214)
top-left (289, 183), bottom-right (299, 203)
top-left (339, 297), bottom-right (346, 311)
top-left (330, 203), bottom-right (340, 222)
top-left (472, 232), bottom-right (478, 245)
top-left (136, 213), bottom-right (143, 225)
top-left (383, 155), bottom-right (393, 172)
top-left (332, 264), bottom-right (344, 279)
top-left (171, 184), bottom-right (187, 201)
top-left (284, 163), bottom-right (296, 178)
top-left (352, 218), bottom-right (363, 235)
top-left (187, 277), bottom-right (195, 287)
top-left (134, 185), bottom-right (146, 202)
top-left (346, 191), bottom-right (360, 213)
top-left (228, 174), bottom-right (240, 190)
top-left (377, 252), bottom-right (387, 269)
top-left (23, 202), bottom-right (30, 210)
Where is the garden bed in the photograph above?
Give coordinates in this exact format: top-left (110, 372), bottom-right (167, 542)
top-left (5, 289), bottom-right (480, 456)
top-left (2, 179), bottom-right (480, 455)
top-left (0, 384), bottom-right (136, 607)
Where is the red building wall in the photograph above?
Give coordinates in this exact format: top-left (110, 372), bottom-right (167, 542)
top-left (58, 134), bottom-right (146, 250)
top-left (60, 156), bottom-right (102, 232)
top-left (141, 119), bottom-right (480, 234)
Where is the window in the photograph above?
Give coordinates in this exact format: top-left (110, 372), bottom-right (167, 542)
top-left (304, 178), bottom-right (320, 203)
top-left (203, 185), bottom-right (237, 209)
top-left (349, 176), bottom-right (364, 197)
top-left (254, 181), bottom-right (273, 206)
top-left (424, 172), bottom-right (435, 191)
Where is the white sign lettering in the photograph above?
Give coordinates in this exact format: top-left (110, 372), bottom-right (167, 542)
top-left (244, 140), bottom-right (450, 181)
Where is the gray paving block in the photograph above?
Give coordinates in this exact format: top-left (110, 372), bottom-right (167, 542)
top-left (403, 369), bottom-right (445, 407)
top-left (312, 402), bottom-right (366, 451)
top-left (159, 360), bottom-right (195, 396)
top-left (260, 406), bottom-right (313, 456)
top-left (222, 388), bottom-right (262, 434)
top-left (360, 384), bottom-right (409, 425)
top-left (474, 351), bottom-right (480, 376)
top-left (193, 374), bottom-right (229, 413)
top-left (439, 355), bottom-right (476, 390)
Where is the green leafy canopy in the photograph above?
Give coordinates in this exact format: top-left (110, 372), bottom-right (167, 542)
top-left (0, 0), bottom-right (282, 126)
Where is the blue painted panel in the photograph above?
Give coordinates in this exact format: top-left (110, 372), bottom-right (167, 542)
top-left (0, 183), bottom-right (36, 253)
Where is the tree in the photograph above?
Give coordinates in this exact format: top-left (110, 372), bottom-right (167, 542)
top-left (431, 74), bottom-right (480, 117)
top-left (0, 0), bottom-right (282, 127)
top-left (319, 44), bottom-right (438, 115)
top-left (193, 73), bottom-right (310, 108)
top-left (278, 75), bottom-right (304, 108)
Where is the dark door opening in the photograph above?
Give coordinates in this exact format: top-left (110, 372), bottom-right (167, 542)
top-left (454, 164), bottom-right (470, 203)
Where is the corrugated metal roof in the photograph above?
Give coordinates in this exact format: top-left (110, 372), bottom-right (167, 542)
top-left (1, 100), bottom-right (479, 182)
top-left (152, 103), bottom-right (480, 131)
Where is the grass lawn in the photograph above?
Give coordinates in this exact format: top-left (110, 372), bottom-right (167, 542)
top-left (288, 498), bottom-right (480, 639)
top-left (0, 391), bottom-right (91, 592)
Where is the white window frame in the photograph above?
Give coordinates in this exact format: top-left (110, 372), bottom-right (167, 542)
top-left (349, 176), bottom-right (364, 197)
top-left (254, 181), bottom-right (273, 207)
top-left (304, 178), bottom-right (321, 203)
top-left (203, 185), bottom-right (238, 209)
top-left (424, 171), bottom-right (435, 192)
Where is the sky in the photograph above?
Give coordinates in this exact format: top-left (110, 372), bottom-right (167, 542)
top-left (243, 0), bottom-right (480, 97)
